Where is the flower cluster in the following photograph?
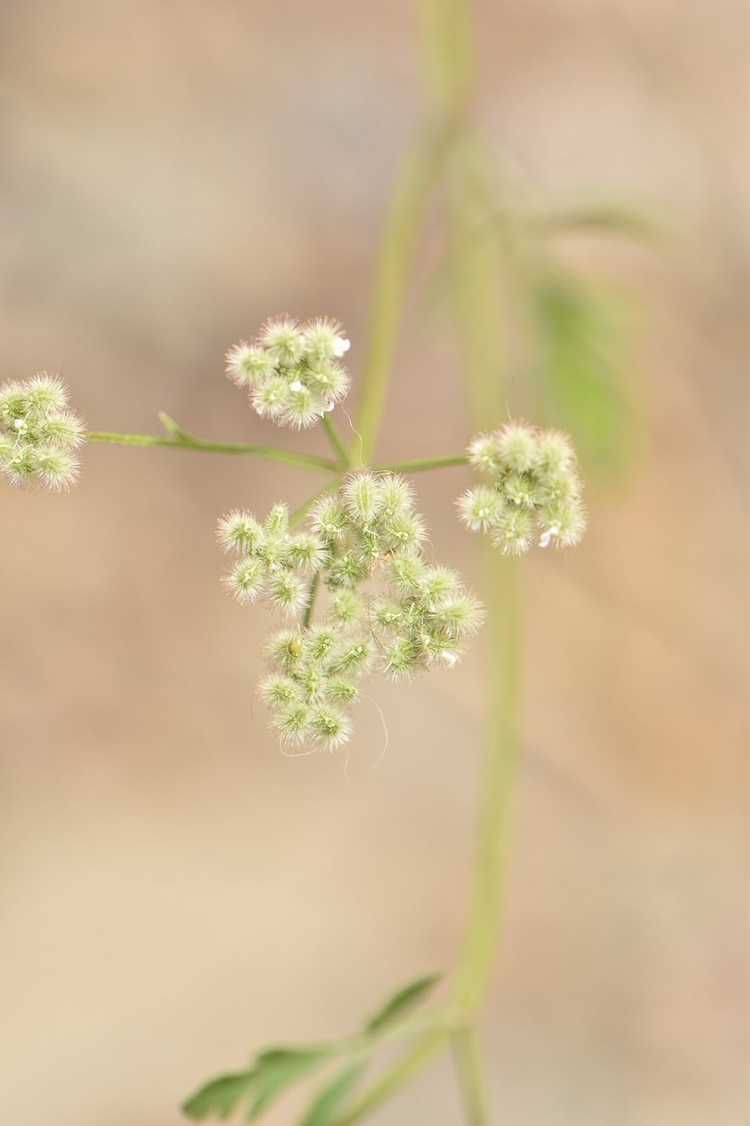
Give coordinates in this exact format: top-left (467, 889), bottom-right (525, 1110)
top-left (0, 374), bottom-right (84, 490)
top-left (225, 316), bottom-right (350, 429)
top-left (458, 422), bottom-right (586, 554)
top-left (219, 473), bottom-right (483, 750)
top-left (218, 503), bottom-right (325, 614)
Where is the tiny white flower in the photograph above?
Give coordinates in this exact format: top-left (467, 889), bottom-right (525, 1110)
top-left (539, 525), bottom-right (559, 549)
top-left (333, 337), bottom-right (351, 358)
top-left (440, 650), bottom-right (458, 668)
top-left (14, 419), bottom-right (27, 432)
top-left (289, 380), bottom-right (305, 393)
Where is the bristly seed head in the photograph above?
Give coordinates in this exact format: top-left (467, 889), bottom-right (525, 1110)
top-left (219, 471), bottom-right (484, 755)
top-left (224, 315), bottom-right (351, 430)
top-left (460, 422), bottom-right (586, 554)
top-left (0, 373), bottom-right (85, 491)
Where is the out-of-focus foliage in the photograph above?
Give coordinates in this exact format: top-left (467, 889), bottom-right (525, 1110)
top-left (182, 973), bottom-right (440, 1123)
top-left (529, 268), bottom-right (635, 476)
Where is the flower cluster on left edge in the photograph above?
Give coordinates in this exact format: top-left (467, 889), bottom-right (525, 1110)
top-left (0, 374), bottom-right (84, 490)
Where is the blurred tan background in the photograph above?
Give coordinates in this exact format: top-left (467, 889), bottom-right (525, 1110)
top-left (1, 1), bottom-right (747, 1123)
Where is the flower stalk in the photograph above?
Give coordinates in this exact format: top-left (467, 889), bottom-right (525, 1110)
top-left (86, 430), bottom-right (339, 473)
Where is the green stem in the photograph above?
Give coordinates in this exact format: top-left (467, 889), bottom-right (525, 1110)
top-left (290, 478), bottom-right (344, 528)
top-left (85, 431), bottom-right (338, 473)
top-left (451, 1026), bottom-right (490, 1125)
top-left (302, 571), bottom-right (321, 629)
top-left (453, 556), bottom-right (521, 1014)
top-left (374, 454), bottom-right (467, 474)
top-left (322, 414), bottom-right (351, 469)
top-left (352, 118), bottom-right (461, 468)
top-left (331, 1028), bottom-right (448, 1126)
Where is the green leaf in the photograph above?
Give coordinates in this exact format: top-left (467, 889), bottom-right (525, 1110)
top-left (247, 1048), bottom-right (329, 1120)
top-left (530, 268), bottom-right (635, 476)
top-left (182, 1071), bottom-right (258, 1120)
top-left (299, 1063), bottom-right (367, 1126)
top-left (365, 973), bottom-right (440, 1036)
top-left (531, 202), bottom-right (661, 241)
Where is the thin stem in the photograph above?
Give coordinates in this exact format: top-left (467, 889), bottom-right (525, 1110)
top-left (290, 477), bottom-right (344, 528)
top-left (302, 571), bottom-right (321, 630)
top-left (451, 1026), bottom-right (490, 1125)
top-left (86, 431), bottom-right (339, 473)
top-left (331, 1028), bottom-right (448, 1126)
top-left (453, 556), bottom-right (521, 1014)
top-left (374, 454), bottom-right (467, 474)
top-left (322, 415), bottom-right (351, 468)
top-left (352, 118), bottom-right (460, 468)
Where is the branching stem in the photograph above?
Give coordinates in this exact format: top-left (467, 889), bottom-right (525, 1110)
top-left (86, 431), bottom-right (339, 473)
top-left (374, 454), bottom-right (467, 474)
top-left (322, 415), bottom-right (351, 469)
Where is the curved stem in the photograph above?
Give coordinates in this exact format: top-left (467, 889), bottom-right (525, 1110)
top-left (322, 415), bottom-right (351, 469)
top-left (86, 431), bottom-right (338, 473)
top-left (374, 454), bottom-right (467, 474)
top-left (451, 1026), bottom-right (490, 1125)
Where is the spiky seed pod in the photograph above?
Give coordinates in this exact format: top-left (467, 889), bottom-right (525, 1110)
top-left (259, 317), bottom-right (305, 366)
top-left (275, 702), bottom-right (312, 746)
top-left (467, 432), bottom-right (503, 476)
top-left (457, 485), bottom-right (504, 533)
top-left (436, 595), bottom-right (486, 639)
top-left (311, 495), bottom-right (348, 543)
top-left (259, 676), bottom-right (299, 708)
top-left (387, 553), bottom-right (426, 594)
top-left (329, 589), bottom-right (364, 626)
top-left (224, 557), bottom-right (266, 604)
top-left (418, 566), bottom-right (460, 609)
top-left (217, 511), bottom-right (265, 555)
top-left (310, 706), bottom-right (352, 749)
top-left (342, 473), bottom-right (382, 526)
top-left (493, 508), bottom-right (534, 556)
top-left (0, 374), bottom-right (85, 491)
top-left (496, 423), bottom-right (539, 473)
top-left (266, 630), bottom-right (304, 674)
top-left (302, 318), bottom-right (350, 364)
top-left (283, 384), bottom-right (318, 429)
top-left (384, 638), bottom-right (420, 680)
top-left (268, 572), bottom-right (307, 615)
top-left (286, 533), bottom-right (327, 572)
top-left (251, 377), bottom-right (288, 420)
top-left (225, 343), bottom-right (274, 387)
top-left (460, 423), bottom-right (586, 554)
top-left (324, 679), bottom-right (359, 705)
top-left (303, 628), bottom-right (337, 661)
top-left (378, 474), bottom-right (415, 519)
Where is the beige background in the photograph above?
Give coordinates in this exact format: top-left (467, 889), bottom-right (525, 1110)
top-left (1, 2), bottom-right (747, 1123)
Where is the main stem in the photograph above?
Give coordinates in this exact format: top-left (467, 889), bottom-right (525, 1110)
top-left (352, 118), bottom-right (460, 468)
top-left (452, 556), bottom-right (521, 1013)
top-left (451, 1026), bottom-right (491, 1125)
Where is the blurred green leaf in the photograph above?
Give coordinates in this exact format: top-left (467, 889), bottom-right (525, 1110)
top-left (247, 1049), bottom-right (329, 1119)
top-left (181, 975), bottom-right (440, 1122)
top-left (182, 1071), bottom-right (259, 1120)
top-left (530, 202), bottom-right (661, 241)
top-left (365, 973), bottom-right (440, 1036)
top-left (299, 1063), bottom-right (367, 1126)
top-left (530, 268), bottom-right (634, 476)
top-left (182, 1049), bottom-right (329, 1123)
